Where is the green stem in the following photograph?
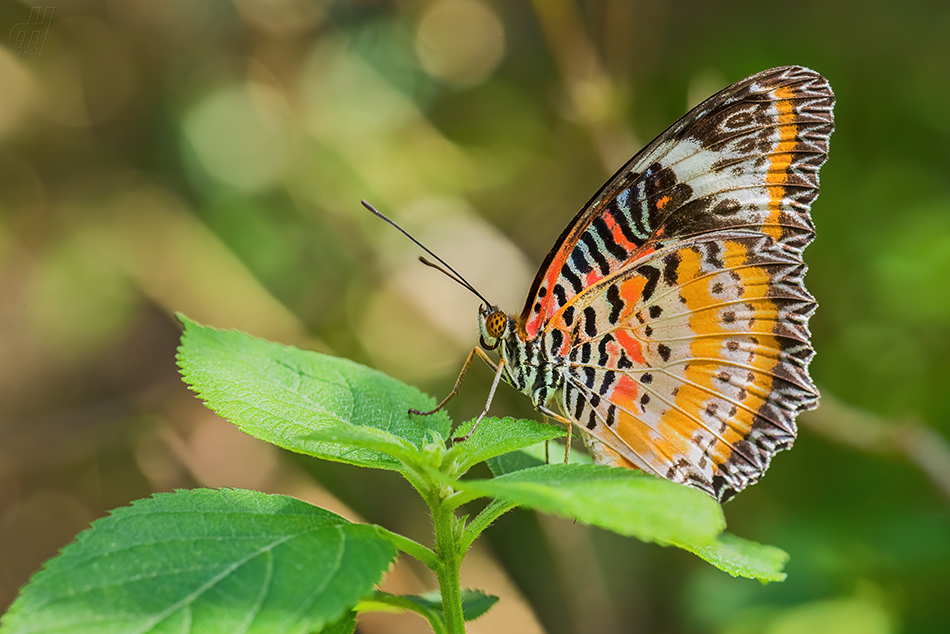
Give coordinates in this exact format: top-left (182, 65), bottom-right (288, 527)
top-left (432, 499), bottom-right (466, 634)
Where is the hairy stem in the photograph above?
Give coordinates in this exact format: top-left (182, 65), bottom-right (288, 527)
top-left (432, 498), bottom-right (466, 633)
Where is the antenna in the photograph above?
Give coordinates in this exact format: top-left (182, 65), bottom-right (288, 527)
top-left (361, 200), bottom-right (493, 306)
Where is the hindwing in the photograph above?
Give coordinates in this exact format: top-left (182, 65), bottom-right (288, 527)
top-left (556, 232), bottom-right (818, 501)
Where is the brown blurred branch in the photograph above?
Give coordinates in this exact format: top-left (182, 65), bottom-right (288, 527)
top-left (527, 0), bottom-right (638, 170)
top-left (801, 391), bottom-right (950, 504)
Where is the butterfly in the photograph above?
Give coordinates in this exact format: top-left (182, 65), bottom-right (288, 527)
top-left (368, 65), bottom-right (833, 502)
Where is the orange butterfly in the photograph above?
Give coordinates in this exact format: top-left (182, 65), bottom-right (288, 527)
top-left (368, 65), bottom-right (833, 502)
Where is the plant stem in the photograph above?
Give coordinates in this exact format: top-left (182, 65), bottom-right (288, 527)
top-left (432, 499), bottom-right (466, 634)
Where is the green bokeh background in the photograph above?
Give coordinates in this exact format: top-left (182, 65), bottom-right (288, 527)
top-left (1, 1), bottom-right (948, 633)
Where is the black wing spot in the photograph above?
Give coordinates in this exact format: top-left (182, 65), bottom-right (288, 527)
top-left (704, 241), bottom-right (725, 269)
top-left (562, 263), bottom-right (583, 293)
top-left (583, 306), bottom-right (598, 338)
top-left (640, 265), bottom-right (660, 301)
top-left (562, 306), bottom-right (575, 327)
top-left (570, 245), bottom-right (593, 276)
top-left (598, 336), bottom-right (610, 366)
top-left (662, 252), bottom-right (680, 286)
top-left (584, 366), bottom-right (596, 388)
top-left (580, 232), bottom-right (610, 276)
top-left (550, 328), bottom-right (564, 353)
top-left (592, 216), bottom-right (628, 262)
top-left (586, 410), bottom-right (598, 430)
top-left (658, 344), bottom-right (671, 362)
top-left (606, 284), bottom-right (623, 323)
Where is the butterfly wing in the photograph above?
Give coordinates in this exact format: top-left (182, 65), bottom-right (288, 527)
top-left (519, 66), bottom-right (834, 342)
top-left (557, 231), bottom-right (817, 501)
top-left (530, 66), bottom-right (833, 501)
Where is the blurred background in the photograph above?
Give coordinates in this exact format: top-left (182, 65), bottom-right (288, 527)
top-left (1, 0), bottom-right (949, 632)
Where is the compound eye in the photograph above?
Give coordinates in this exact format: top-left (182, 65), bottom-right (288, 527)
top-left (485, 309), bottom-right (507, 339)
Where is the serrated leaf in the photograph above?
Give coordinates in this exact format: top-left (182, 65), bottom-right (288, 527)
top-left (365, 589), bottom-right (497, 627)
top-left (453, 464), bottom-right (724, 546)
top-left (404, 589), bottom-right (498, 622)
top-left (1, 489), bottom-right (397, 634)
top-left (358, 592), bottom-right (447, 634)
top-left (446, 417), bottom-right (566, 474)
top-left (175, 315), bottom-right (451, 470)
top-left (318, 611), bottom-right (357, 634)
top-left (679, 532), bottom-right (789, 582)
top-left (458, 589), bottom-right (499, 620)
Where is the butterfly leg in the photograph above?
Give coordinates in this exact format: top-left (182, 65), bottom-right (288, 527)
top-left (453, 357), bottom-right (507, 442)
top-left (410, 347), bottom-right (498, 416)
top-left (564, 422), bottom-right (572, 464)
top-left (542, 419), bottom-right (550, 464)
top-left (537, 405), bottom-right (573, 464)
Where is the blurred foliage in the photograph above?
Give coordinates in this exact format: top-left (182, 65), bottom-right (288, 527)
top-left (1, 0), bottom-right (949, 633)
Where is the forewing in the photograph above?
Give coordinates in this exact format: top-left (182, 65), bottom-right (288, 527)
top-left (520, 66), bottom-right (834, 340)
top-left (557, 233), bottom-right (818, 502)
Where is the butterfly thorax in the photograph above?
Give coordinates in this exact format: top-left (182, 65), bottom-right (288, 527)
top-left (477, 305), bottom-right (565, 410)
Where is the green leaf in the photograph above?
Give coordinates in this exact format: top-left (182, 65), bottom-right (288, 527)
top-left (176, 315), bottom-right (452, 470)
top-left (408, 589), bottom-right (498, 622)
top-left (1, 489), bottom-right (397, 634)
top-left (363, 589), bottom-right (497, 628)
top-left (358, 592), bottom-right (447, 634)
top-left (679, 532), bottom-right (789, 582)
top-left (318, 611), bottom-right (357, 634)
top-left (458, 589), bottom-right (499, 621)
top-left (453, 464), bottom-right (724, 546)
top-left (446, 417), bottom-right (566, 474)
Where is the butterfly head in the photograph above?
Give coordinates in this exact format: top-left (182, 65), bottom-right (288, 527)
top-left (478, 305), bottom-right (510, 351)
